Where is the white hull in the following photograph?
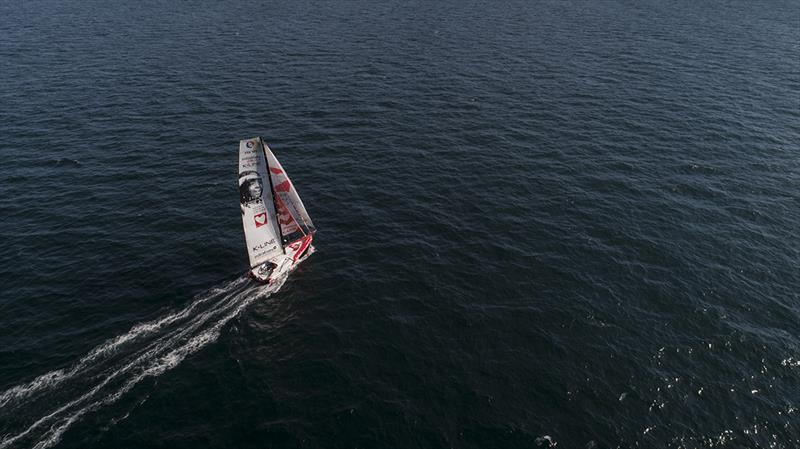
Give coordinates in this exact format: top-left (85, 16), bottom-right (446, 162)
top-left (249, 238), bottom-right (315, 284)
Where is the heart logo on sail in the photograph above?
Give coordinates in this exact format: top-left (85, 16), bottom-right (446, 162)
top-left (254, 213), bottom-right (267, 227)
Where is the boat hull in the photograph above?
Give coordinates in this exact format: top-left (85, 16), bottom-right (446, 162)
top-left (249, 235), bottom-right (315, 284)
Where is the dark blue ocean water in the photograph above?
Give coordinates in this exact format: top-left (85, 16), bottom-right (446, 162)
top-left (1, 0), bottom-right (799, 447)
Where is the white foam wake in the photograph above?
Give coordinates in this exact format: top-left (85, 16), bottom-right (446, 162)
top-left (0, 278), bottom-right (247, 409)
top-left (0, 274), bottom-right (286, 449)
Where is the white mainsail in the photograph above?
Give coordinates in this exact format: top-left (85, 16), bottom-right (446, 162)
top-left (239, 138), bottom-right (283, 268)
top-left (264, 143), bottom-right (316, 244)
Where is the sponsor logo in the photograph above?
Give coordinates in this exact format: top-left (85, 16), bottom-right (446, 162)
top-left (269, 167), bottom-right (283, 174)
top-left (252, 238), bottom-right (276, 252)
top-left (246, 141), bottom-right (254, 148)
top-left (254, 212), bottom-right (268, 227)
top-left (254, 249), bottom-right (277, 260)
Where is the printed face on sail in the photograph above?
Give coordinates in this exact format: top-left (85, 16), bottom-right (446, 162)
top-left (240, 176), bottom-right (263, 204)
top-left (248, 178), bottom-right (263, 199)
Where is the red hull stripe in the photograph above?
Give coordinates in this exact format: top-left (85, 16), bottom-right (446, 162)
top-left (291, 234), bottom-right (313, 262)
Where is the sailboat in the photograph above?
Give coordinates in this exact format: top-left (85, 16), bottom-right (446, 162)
top-left (238, 137), bottom-right (316, 283)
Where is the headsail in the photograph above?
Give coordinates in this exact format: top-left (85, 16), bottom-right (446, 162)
top-left (263, 143), bottom-right (316, 244)
top-left (239, 138), bottom-right (283, 267)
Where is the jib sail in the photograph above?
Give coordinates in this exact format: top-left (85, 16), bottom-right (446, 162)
top-left (263, 143), bottom-right (316, 244)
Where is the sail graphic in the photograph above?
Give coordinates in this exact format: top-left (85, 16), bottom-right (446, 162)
top-left (239, 138), bottom-right (283, 267)
top-left (263, 144), bottom-right (316, 244)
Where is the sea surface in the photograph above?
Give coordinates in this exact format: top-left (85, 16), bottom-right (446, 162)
top-left (1, 0), bottom-right (798, 447)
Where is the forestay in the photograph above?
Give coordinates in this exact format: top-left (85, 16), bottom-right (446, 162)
top-left (264, 144), bottom-right (316, 244)
top-left (239, 138), bottom-right (283, 267)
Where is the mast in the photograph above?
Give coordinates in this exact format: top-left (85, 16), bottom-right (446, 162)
top-left (259, 137), bottom-right (285, 250)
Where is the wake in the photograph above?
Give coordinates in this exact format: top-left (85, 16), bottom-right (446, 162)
top-left (0, 274), bottom-right (285, 449)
